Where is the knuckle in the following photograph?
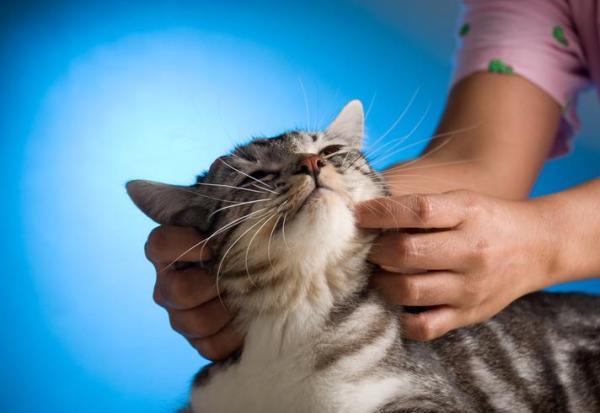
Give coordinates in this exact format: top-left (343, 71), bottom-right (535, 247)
top-left (470, 242), bottom-right (493, 269)
top-left (411, 194), bottom-right (432, 222)
top-left (196, 338), bottom-right (222, 361)
top-left (399, 277), bottom-right (421, 303)
top-left (146, 226), bottom-right (168, 262)
top-left (463, 307), bottom-right (481, 326)
top-left (163, 274), bottom-right (194, 308)
top-left (170, 312), bottom-right (207, 338)
top-left (190, 313), bottom-right (215, 337)
top-left (462, 193), bottom-right (483, 217)
top-left (396, 235), bottom-right (419, 264)
top-left (152, 284), bottom-right (166, 307)
top-left (463, 281), bottom-right (483, 304)
top-left (169, 312), bottom-right (186, 335)
top-left (413, 314), bottom-right (437, 341)
top-left (474, 238), bottom-right (490, 252)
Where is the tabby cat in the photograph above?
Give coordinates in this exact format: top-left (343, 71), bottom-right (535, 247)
top-left (127, 101), bottom-right (600, 412)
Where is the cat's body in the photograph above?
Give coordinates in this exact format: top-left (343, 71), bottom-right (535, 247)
top-left (127, 100), bottom-right (600, 413)
top-left (191, 285), bottom-right (600, 413)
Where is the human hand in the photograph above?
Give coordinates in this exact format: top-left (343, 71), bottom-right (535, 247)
top-left (145, 225), bottom-right (243, 360)
top-left (356, 191), bottom-right (555, 341)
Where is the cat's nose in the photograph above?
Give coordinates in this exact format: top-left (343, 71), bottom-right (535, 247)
top-left (297, 154), bottom-right (325, 177)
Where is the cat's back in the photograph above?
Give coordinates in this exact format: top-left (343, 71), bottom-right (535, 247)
top-left (422, 292), bottom-right (600, 413)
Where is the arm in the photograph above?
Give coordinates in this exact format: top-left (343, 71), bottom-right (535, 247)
top-left (384, 71), bottom-right (561, 199)
top-left (538, 178), bottom-right (600, 284)
top-left (357, 72), bottom-right (599, 341)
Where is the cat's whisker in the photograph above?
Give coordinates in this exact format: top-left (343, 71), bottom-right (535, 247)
top-left (370, 195), bottom-right (425, 226)
top-left (209, 198), bottom-right (271, 219)
top-left (219, 158), bottom-right (278, 193)
top-left (357, 103), bottom-right (432, 171)
top-left (215, 213), bottom-right (275, 297)
top-left (404, 125), bottom-right (478, 167)
top-left (388, 158), bottom-right (481, 175)
top-left (351, 132), bottom-right (451, 174)
top-left (160, 208), bottom-right (269, 273)
top-left (244, 213), bottom-right (278, 287)
top-left (364, 92), bottom-right (377, 122)
top-left (341, 149), bottom-right (354, 169)
top-left (368, 134), bottom-right (448, 167)
top-left (323, 150), bottom-right (351, 160)
top-left (195, 182), bottom-right (271, 194)
top-left (170, 186), bottom-right (246, 204)
top-left (281, 213), bottom-right (290, 250)
top-left (368, 125), bottom-right (478, 169)
top-left (198, 208), bottom-right (273, 259)
top-left (363, 88), bottom-right (420, 155)
top-left (342, 152), bottom-right (367, 171)
top-left (298, 76), bottom-right (311, 131)
top-left (267, 214), bottom-right (282, 270)
top-left (367, 99), bottom-right (431, 163)
top-left (370, 197), bottom-right (402, 228)
top-left (379, 162), bottom-right (482, 185)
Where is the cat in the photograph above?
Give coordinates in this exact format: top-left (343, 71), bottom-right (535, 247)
top-left (127, 100), bottom-right (600, 412)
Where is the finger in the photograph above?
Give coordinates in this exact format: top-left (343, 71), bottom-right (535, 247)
top-left (355, 193), bottom-right (467, 229)
top-left (369, 231), bottom-right (467, 270)
top-left (371, 271), bottom-right (464, 306)
top-left (169, 297), bottom-right (234, 339)
top-left (145, 225), bottom-right (212, 264)
top-left (400, 306), bottom-right (464, 341)
top-left (155, 267), bottom-right (218, 310)
top-left (189, 322), bottom-right (244, 361)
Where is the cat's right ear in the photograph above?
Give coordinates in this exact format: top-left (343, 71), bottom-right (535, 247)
top-left (126, 180), bottom-right (209, 229)
top-left (325, 99), bottom-right (364, 149)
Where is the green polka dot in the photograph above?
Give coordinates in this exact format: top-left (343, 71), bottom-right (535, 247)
top-left (553, 25), bottom-right (568, 47)
top-left (488, 59), bottom-right (514, 74)
top-left (459, 23), bottom-right (470, 37)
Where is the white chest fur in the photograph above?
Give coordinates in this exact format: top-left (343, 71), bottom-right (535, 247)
top-left (190, 310), bottom-right (414, 413)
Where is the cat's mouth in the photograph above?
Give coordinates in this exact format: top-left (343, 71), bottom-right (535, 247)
top-left (297, 185), bottom-right (333, 211)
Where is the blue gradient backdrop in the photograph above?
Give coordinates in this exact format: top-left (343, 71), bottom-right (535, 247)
top-left (2, 1), bottom-right (598, 411)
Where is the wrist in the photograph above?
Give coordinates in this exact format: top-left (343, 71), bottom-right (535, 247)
top-left (520, 198), bottom-right (563, 293)
top-left (528, 195), bottom-right (568, 288)
top-left (527, 179), bottom-right (600, 287)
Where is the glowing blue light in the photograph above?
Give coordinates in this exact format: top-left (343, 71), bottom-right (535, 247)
top-left (3, 1), bottom-right (598, 412)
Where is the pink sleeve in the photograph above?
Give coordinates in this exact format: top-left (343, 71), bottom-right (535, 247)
top-left (453, 0), bottom-right (591, 157)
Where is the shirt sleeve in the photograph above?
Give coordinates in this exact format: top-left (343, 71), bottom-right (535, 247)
top-left (453, 0), bottom-right (591, 157)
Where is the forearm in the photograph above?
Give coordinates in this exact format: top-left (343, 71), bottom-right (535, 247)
top-left (384, 72), bottom-right (562, 199)
top-left (538, 178), bottom-right (600, 284)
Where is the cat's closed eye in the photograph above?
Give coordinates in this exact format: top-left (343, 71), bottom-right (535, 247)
top-left (320, 145), bottom-right (344, 157)
top-left (240, 170), bottom-right (276, 187)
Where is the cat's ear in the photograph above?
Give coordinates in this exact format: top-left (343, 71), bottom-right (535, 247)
top-left (325, 99), bottom-right (364, 148)
top-left (126, 180), bottom-right (209, 228)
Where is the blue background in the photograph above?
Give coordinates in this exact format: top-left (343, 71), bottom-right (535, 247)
top-left (1, 1), bottom-right (599, 411)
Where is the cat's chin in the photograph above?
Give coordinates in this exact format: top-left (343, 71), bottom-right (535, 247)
top-left (297, 186), bottom-right (335, 211)
top-left (284, 188), bottom-right (356, 262)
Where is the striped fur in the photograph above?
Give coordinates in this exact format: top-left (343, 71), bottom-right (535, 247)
top-left (127, 101), bottom-right (600, 412)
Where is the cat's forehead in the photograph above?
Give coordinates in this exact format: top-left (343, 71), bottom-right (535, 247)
top-left (203, 130), bottom-right (336, 181)
top-left (233, 131), bottom-right (326, 162)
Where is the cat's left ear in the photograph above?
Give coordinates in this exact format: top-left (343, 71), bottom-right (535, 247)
top-left (126, 180), bottom-right (210, 229)
top-left (325, 99), bottom-right (364, 149)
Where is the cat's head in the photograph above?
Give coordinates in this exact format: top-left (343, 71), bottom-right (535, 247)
top-left (127, 100), bottom-right (387, 309)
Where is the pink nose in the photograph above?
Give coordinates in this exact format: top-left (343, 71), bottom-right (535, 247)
top-left (298, 154), bottom-right (325, 176)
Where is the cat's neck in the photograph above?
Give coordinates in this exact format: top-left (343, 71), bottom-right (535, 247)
top-left (229, 236), bottom-right (373, 358)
